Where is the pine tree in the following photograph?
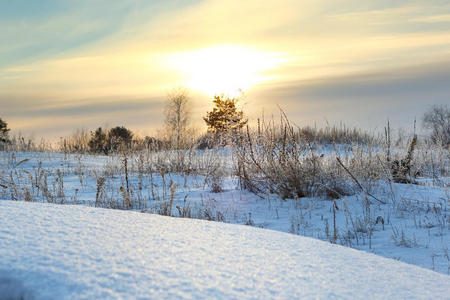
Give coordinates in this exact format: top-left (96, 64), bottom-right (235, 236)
top-left (203, 95), bottom-right (247, 141)
top-left (107, 126), bottom-right (133, 152)
top-left (88, 127), bottom-right (107, 154)
top-left (88, 126), bottom-right (134, 154)
top-left (0, 118), bottom-right (10, 144)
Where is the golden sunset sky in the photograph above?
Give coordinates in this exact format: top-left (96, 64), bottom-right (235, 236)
top-left (1, 0), bottom-right (450, 139)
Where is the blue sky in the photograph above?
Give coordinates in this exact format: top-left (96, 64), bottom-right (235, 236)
top-left (0, 1), bottom-right (195, 66)
top-left (1, 0), bottom-right (449, 139)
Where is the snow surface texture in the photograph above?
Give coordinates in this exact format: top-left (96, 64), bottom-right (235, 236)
top-left (0, 201), bottom-right (449, 299)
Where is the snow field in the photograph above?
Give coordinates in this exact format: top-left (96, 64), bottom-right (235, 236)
top-left (0, 201), bottom-right (449, 299)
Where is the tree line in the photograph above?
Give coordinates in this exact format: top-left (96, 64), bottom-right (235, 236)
top-left (0, 96), bottom-right (449, 153)
top-left (0, 90), bottom-right (248, 153)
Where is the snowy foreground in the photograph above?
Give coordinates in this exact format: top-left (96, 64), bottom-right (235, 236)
top-left (0, 201), bottom-right (449, 299)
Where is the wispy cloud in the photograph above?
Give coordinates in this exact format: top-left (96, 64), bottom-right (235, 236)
top-left (249, 60), bottom-right (450, 129)
top-left (412, 14), bottom-right (450, 23)
top-left (1, 0), bottom-right (450, 138)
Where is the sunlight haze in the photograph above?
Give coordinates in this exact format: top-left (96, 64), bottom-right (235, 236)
top-left (1, 0), bottom-right (450, 139)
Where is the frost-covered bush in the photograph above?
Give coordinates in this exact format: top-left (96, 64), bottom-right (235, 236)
top-left (235, 114), bottom-right (353, 199)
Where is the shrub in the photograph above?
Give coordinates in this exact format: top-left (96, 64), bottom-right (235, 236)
top-left (235, 113), bottom-right (352, 199)
top-left (142, 136), bottom-right (170, 152)
top-left (390, 135), bottom-right (418, 184)
top-left (195, 133), bottom-right (216, 150)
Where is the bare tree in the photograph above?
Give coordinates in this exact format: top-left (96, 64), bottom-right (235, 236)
top-left (165, 87), bottom-right (191, 149)
top-left (422, 104), bottom-right (450, 147)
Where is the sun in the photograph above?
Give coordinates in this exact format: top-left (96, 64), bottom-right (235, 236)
top-left (164, 45), bottom-right (285, 96)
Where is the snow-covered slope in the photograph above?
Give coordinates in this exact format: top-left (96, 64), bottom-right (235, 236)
top-left (0, 201), bottom-right (448, 299)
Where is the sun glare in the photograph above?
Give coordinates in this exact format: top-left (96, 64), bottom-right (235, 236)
top-left (164, 45), bottom-right (285, 96)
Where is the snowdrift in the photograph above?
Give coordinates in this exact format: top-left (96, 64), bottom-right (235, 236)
top-left (0, 201), bottom-right (448, 299)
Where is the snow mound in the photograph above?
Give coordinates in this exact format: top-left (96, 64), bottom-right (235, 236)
top-left (0, 201), bottom-right (448, 299)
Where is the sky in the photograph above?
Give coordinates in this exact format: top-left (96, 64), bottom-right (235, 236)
top-left (1, 0), bottom-right (450, 139)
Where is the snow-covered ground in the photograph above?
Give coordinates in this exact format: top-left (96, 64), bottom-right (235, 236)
top-left (0, 200), bottom-right (449, 299)
top-left (1, 150), bottom-right (449, 275)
